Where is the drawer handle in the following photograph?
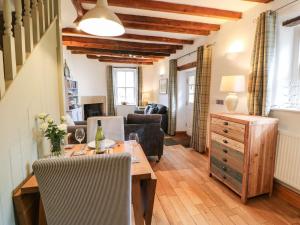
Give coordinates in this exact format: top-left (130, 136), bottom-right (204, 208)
top-left (223, 122), bottom-right (229, 126)
top-left (223, 129), bottom-right (228, 133)
top-left (222, 158), bottom-right (227, 163)
top-left (223, 175), bottom-right (227, 179)
top-left (223, 140), bottom-right (228, 144)
top-left (222, 166), bottom-right (227, 172)
top-left (223, 149), bottom-right (228, 154)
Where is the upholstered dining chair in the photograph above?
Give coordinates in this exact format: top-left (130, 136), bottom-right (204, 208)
top-left (87, 116), bottom-right (125, 143)
top-left (33, 153), bottom-right (131, 225)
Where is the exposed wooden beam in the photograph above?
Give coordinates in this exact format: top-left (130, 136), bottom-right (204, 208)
top-left (122, 21), bottom-right (210, 35)
top-left (177, 61), bottom-right (197, 71)
top-left (62, 36), bottom-right (182, 51)
top-left (87, 54), bottom-right (157, 62)
top-left (117, 13), bottom-right (220, 31)
top-left (283, 15), bottom-right (300, 27)
top-left (81, 0), bottom-right (242, 20)
top-left (98, 58), bottom-right (154, 65)
top-left (62, 28), bottom-right (194, 45)
top-left (71, 50), bottom-right (164, 59)
top-left (243, 0), bottom-right (273, 3)
top-left (66, 46), bottom-right (171, 57)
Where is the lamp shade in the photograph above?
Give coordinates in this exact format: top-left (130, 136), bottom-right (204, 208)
top-left (220, 75), bottom-right (245, 93)
top-left (78, 0), bottom-right (125, 36)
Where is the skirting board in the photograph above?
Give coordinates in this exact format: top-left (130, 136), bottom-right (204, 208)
top-left (273, 180), bottom-right (300, 210)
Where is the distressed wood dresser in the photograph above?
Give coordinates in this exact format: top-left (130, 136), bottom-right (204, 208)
top-left (209, 113), bottom-right (279, 203)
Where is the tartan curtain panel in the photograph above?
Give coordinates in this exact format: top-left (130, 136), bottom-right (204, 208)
top-left (248, 11), bottom-right (276, 116)
top-left (190, 46), bottom-right (213, 153)
top-left (137, 66), bottom-right (143, 106)
top-left (106, 65), bottom-right (116, 116)
top-left (167, 59), bottom-right (177, 136)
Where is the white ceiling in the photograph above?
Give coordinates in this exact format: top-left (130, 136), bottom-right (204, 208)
top-left (61, 0), bottom-right (259, 40)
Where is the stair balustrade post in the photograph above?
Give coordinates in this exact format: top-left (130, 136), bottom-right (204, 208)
top-left (0, 51), bottom-right (6, 99)
top-left (32, 0), bottom-right (40, 44)
top-left (14, 0), bottom-right (26, 66)
top-left (23, 0), bottom-right (34, 53)
top-left (38, 0), bottom-right (45, 36)
top-left (49, 0), bottom-right (54, 21)
top-left (3, 0), bottom-right (17, 80)
top-left (43, 0), bottom-right (50, 28)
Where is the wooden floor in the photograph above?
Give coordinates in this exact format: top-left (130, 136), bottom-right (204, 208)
top-left (136, 145), bottom-right (300, 225)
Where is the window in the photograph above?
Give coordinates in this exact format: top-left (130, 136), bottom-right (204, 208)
top-left (187, 73), bottom-right (195, 104)
top-left (113, 68), bottom-right (137, 105)
top-left (273, 21), bottom-right (300, 109)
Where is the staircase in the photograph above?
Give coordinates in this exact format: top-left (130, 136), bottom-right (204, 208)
top-left (0, 0), bottom-right (59, 100)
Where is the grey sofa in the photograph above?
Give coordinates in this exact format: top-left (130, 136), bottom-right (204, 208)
top-left (124, 114), bottom-right (164, 161)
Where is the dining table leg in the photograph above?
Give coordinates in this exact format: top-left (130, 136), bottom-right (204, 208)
top-left (142, 178), bottom-right (157, 225)
top-left (132, 178), bottom-right (145, 225)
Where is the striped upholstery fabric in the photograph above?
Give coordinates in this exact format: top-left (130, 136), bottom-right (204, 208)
top-left (167, 59), bottom-right (177, 136)
top-left (248, 11), bottom-right (276, 116)
top-left (106, 65), bottom-right (116, 116)
top-left (33, 154), bottom-right (131, 225)
top-left (191, 46), bottom-right (213, 153)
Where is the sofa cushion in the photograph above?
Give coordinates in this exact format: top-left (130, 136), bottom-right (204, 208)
top-left (127, 114), bottom-right (162, 124)
top-left (157, 105), bottom-right (167, 114)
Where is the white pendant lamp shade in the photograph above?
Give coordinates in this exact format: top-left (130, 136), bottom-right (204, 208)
top-left (78, 0), bottom-right (125, 36)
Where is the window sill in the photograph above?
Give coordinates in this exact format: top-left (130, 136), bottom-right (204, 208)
top-left (271, 107), bottom-right (300, 113)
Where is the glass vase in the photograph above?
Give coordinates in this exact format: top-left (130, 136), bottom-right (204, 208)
top-left (50, 139), bottom-right (63, 157)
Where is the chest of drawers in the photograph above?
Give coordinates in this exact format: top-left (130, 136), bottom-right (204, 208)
top-left (209, 113), bottom-right (278, 203)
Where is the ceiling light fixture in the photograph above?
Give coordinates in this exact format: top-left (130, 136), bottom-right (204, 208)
top-left (78, 0), bottom-right (125, 36)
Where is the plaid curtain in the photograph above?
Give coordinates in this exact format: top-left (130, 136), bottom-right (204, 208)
top-left (168, 59), bottom-right (177, 136)
top-left (248, 11), bottom-right (276, 116)
top-left (106, 66), bottom-right (115, 116)
top-left (191, 46), bottom-right (213, 153)
top-left (137, 66), bottom-right (143, 106)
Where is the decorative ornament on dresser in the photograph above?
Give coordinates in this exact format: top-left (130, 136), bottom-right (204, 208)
top-left (38, 113), bottom-right (67, 157)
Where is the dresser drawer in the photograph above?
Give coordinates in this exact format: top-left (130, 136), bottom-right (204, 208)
top-left (211, 123), bottom-right (245, 142)
top-left (211, 156), bottom-right (242, 194)
top-left (211, 132), bottom-right (244, 153)
top-left (211, 140), bottom-right (244, 172)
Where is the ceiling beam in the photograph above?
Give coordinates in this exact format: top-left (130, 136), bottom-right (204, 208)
top-left (62, 28), bottom-right (194, 45)
top-left (62, 36), bottom-right (182, 50)
top-left (242, 0), bottom-right (273, 3)
top-left (116, 13), bottom-right (220, 31)
top-left (81, 0), bottom-right (242, 20)
top-left (283, 15), bottom-right (300, 27)
top-left (122, 21), bottom-right (210, 35)
top-left (71, 50), bottom-right (165, 59)
top-left (98, 58), bottom-right (154, 65)
top-left (87, 55), bottom-right (157, 62)
top-left (66, 46), bottom-right (171, 57)
top-left (177, 61), bottom-right (197, 71)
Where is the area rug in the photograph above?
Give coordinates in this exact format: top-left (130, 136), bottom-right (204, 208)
top-left (164, 137), bottom-right (190, 148)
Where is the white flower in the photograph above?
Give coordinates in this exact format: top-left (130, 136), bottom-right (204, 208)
top-left (61, 116), bottom-right (66, 123)
top-left (40, 122), bottom-right (49, 132)
top-left (38, 113), bottom-right (48, 120)
top-left (47, 117), bottom-right (54, 124)
top-left (58, 124), bottom-right (67, 132)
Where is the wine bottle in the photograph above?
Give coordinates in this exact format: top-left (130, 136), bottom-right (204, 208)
top-left (95, 120), bottom-right (105, 153)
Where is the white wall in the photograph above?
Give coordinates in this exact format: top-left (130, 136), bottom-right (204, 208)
top-left (0, 22), bottom-right (61, 225)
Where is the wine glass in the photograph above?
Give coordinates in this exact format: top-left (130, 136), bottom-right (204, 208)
top-left (128, 133), bottom-right (139, 156)
top-left (75, 128), bottom-right (85, 154)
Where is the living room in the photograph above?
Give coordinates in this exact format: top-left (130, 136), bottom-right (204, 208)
top-left (1, 0), bottom-right (300, 225)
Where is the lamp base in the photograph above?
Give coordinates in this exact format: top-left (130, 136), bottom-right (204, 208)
top-left (225, 93), bottom-right (238, 112)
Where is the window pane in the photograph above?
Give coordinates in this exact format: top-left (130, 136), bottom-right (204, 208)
top-left (117, 88), bottom-right (126, 104)
top-left (126, 72), bottom-right (135, 87)
top-left (189, 94), bottom-right (194, 104)
top-left (126, 88), bottom-right (135, 104)
top-left (189, 85), bottom-right (195, 94)
top-left (117, 72), bottom-right (126, 87)
top-left (189, 75), bottom-right (195, 85)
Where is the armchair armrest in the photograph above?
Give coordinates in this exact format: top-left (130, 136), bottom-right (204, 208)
top-left (134, 110), bottom-right (145, 114)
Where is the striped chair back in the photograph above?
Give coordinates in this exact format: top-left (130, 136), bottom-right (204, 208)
top-left (33, 153), bottom-right (131, 225)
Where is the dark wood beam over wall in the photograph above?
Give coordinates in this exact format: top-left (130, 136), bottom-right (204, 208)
top-left (72, 51), bottom-right (164, 59)
top-left (283, 15), bottom-right (300, 27)
top-left (62, 28), bottom-right (194, 45)
top-left (81, 0), bottom-right (242, 20)
top-left (66, 46), bottom-right (171, 57)
top-left (177, 61), bottom-right (197, 71)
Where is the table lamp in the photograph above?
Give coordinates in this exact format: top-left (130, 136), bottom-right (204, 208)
top-left (220, 75), bottom-right (245, 112)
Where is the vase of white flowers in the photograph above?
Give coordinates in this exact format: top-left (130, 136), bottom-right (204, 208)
top-left (38, 113), bottom-right (67, 157)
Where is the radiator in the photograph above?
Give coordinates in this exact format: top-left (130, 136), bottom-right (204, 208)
top-left (274, 129), bottom-right (300, 191)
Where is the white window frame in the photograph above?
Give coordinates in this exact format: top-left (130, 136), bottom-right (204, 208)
top-left (292, 26), bottom-right (300, 81)
top-left (186, 72), bottom-right (196, 105)
top-left (113, 67), bottom-right (138, 106)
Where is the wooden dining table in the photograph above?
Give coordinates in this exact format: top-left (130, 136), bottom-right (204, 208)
top-left (13, 142), bottom-right (157, 225)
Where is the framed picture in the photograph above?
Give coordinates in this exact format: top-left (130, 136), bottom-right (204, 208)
top-left (159, 78), bottom-right (168, 94)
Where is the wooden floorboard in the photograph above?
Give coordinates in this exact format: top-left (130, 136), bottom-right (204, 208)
top-left (143, 145), bottom-right (300, 225)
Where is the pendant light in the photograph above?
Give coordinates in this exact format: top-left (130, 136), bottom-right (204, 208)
top-left (78, 0), bottom-right (125, 36)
